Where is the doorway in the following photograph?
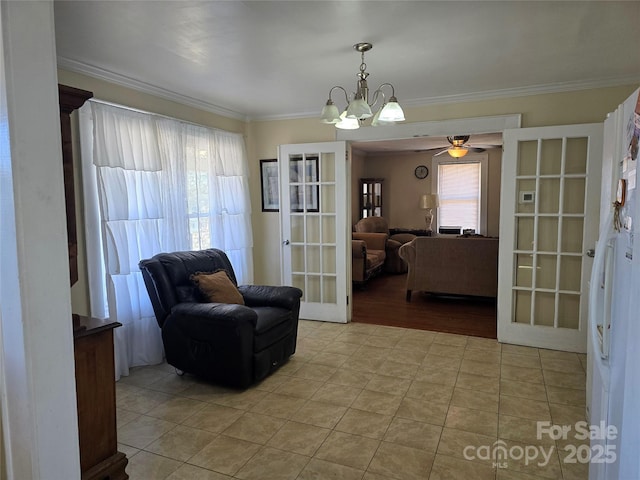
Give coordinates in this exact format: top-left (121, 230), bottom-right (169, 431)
top-left (338, 115), bottom-right (521, 336)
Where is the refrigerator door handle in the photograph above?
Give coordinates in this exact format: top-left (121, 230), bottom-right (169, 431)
top-left (589, 212), bottom-right (615, 360)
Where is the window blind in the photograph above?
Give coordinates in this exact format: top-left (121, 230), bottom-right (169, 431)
top-left (438, 161), bottom-right (481, 231)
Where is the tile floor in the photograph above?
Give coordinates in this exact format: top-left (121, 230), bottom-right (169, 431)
top-left (116, 320), bottom-right (589, 480)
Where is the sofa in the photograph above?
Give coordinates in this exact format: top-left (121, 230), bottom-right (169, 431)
top-left (139, 248), bottom-right (303, 389)
top-left (352, 232), bottom-right (387, 285)
top-left (354, 217), bottom-right (416, 273)
top-left (399, 236), bottom-right (499, 300)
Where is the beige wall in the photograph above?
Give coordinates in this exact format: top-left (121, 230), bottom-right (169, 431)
top-left (57, 68), bottom-right (637, 295)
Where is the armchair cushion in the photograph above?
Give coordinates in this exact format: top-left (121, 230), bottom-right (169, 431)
top-left (190, 270), bottom-right (245, 305)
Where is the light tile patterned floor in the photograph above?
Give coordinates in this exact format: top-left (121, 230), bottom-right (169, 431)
top-left (116, 320), bottom-right (589, 480)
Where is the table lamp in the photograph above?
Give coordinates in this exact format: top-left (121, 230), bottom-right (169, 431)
top-left (420, 194), bottom-right (439, 232)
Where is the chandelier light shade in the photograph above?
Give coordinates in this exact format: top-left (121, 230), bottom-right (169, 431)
top-left (335, 111), bottom-right (360, 130)
top-left (320, 43), bottom-right (405, 130)
top-left (377, 97), bottom-right (405, 122)
top-left (346, 96), bottom-right (373, 119)
top-left (320, 100), bottom-right (341, 124)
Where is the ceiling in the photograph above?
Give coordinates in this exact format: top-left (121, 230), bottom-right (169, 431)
top-left (54, 1), bottom-right (640, 138)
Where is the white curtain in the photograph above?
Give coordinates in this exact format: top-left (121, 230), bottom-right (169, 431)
top-left (79, 101), bottom-right (253, 379)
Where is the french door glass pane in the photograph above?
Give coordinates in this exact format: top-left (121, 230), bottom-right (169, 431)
top-left (539, 139), bottom-right (562, 175)
top-left (558, 294), bottom-right (580, 329)
top-left (565, 138), bottom-right (588, 174)
top-left (514, 290), bottom-right (531, 324)
top-left (534, 292), bottom-right (555, 326)
top-left (537, 217), bottom-right (558, 252)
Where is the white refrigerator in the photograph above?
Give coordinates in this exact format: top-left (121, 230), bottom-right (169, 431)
top-left (588, 87), bottom-right (640, 480)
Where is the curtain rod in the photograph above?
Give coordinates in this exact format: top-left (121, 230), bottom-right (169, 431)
top-left (87, 98), bottom-right (245, 138)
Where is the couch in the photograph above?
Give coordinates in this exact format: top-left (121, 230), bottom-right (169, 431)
top-left (352, 232), bottom-right (387, 285)
top-left (354, 217), bottom-right (416, 273)
top-left (139, 248), bottom-right (303, 389)
top-left (399, 236), bottom-right (499, 300)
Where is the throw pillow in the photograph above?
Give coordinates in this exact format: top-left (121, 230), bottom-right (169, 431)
top-left (190, 270), bottom-right (245, 305)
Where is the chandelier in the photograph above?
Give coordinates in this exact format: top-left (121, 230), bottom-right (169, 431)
top-left (320, 42), bottom-right (405, 130)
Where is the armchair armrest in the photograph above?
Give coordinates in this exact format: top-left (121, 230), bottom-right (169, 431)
top-left (385, 238), bottom-right (402, 253)
top-left (352, 239), bottom-right (366, 259)
top-left (353, 232), bottom-right (388, 251)
top-left (238, 285), bottom-right (302, 310)
top-left (390, 233), bottom-right (417, 244)
top-left (399, 240), bottom-right (417, 263)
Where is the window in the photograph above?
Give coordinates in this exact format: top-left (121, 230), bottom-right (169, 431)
top-left (79, 102), bottom-right (253, 380)
top-left (432, 154), bottom-right (488, 234)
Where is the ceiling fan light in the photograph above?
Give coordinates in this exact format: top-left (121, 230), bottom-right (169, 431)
top-left (346, 97), bottom-right (373, 119)
top-left (448, 146), bottom-right (469, 158)
top-left (335, 110), bottom-right (360, 130)
top-left (377, 97), bottom-right (405, 122)
top-left (320, 101), bottom-right (341, 124)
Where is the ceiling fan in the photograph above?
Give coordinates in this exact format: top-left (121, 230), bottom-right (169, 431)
top-left (432, 135), bottom-right (501, 158)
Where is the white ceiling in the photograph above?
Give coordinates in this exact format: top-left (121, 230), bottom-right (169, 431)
top-left (54, 0), bottom-right (640, 127)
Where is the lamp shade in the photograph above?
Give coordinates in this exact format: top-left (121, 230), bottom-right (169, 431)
top-left (346, 97), bottom-right (373, 119)
top-left (371, 105), bottom-right (394, 127)
top-left (335, 110), bottom-right (360, 130)
top-left (420, 194), bottom-right (439, 209)
top-left (320, 101), bottom-right (341, 124)
top-left (377, 97), bottom-right (405, 122)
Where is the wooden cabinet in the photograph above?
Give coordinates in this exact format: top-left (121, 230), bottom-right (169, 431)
top-left (74, 318), bottom-right (128, 480)
top-left (360, 178), bottom-right (384, 218)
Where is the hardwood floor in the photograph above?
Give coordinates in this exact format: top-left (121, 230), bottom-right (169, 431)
top-left (352, 272), bottom-right (497, 339)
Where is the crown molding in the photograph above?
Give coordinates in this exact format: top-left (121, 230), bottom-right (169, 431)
top-left (400, 75), bottom-right (640, 108)
top-left (57, 57), bottom-right (247, 121)
top-left (58, 56), bottom-right (638, 123)
top-left (254, 76), bottom-right (640, 122)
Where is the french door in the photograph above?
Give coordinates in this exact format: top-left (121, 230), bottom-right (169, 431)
top-left (498, 123), bottom-right (603, 352)
top-left (278, 142), bottom-right (350, 323)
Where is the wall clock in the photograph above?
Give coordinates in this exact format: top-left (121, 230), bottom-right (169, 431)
top-left (414, 165), bottom-right (429, 179)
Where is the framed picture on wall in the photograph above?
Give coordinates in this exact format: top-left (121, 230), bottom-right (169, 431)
top-left (260, 159), bottom-right (279, 212)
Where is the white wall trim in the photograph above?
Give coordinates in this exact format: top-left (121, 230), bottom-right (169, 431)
top-left (1, 2), bottom-right (81, 478)
top-left (337, 115), bottom-right (522, 143)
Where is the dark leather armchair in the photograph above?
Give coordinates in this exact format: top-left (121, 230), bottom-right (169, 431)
top-left (139, 248), bottom-right (303, 389)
